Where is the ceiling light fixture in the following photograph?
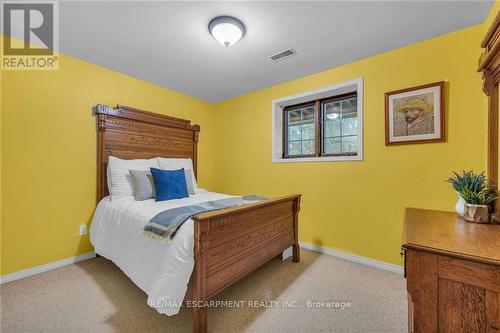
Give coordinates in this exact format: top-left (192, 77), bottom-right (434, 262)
top-left (208, 16), bottom-right (245, 47)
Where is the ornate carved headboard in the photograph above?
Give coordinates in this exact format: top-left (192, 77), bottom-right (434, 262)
top-left (94, 104), bottom-right (200, 201)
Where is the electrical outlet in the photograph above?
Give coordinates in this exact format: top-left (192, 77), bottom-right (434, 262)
top-left (79, 224), bottom-right (87, 236)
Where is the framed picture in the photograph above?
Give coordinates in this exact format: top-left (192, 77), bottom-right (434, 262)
top-left (385, 81), bottom-right (445, 145)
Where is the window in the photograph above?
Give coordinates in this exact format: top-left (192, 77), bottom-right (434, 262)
top-left (272, 78), bottom-right (363, 163)
top-left (284, 103), bottom-right (316, 157)
top-left (283, 93), bottom-right (358, 158)
top-left (322, 94), bottom-right (358, 156)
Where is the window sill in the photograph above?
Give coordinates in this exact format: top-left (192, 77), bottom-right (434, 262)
top-left (272, 155), bottom-right (363, 163)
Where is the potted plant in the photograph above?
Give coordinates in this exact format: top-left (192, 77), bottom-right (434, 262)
top-left (446, 171), bottom-right (497, 223)
top-left (446, 171), bottom-right (478, 216)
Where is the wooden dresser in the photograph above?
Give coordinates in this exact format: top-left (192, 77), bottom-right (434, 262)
top-left (402, 208), bottom-right (500, 333)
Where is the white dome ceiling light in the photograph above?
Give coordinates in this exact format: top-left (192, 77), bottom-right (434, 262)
top-left (208, 16), bottom-right (245, 47)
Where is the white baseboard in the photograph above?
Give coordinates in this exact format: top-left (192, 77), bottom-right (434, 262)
top-left (299, 242), bottom-right (404, 275)
top-left (1, 244), bottom-right (402, 284)
top-left (0, 252), bottom-right (96, 284)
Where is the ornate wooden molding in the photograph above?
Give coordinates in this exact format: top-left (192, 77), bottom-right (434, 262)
top-left (207, 202), bottom-right (291, 232)
top-left (478, 10), bottom-right (500, 222)
top-left (479, 11), bottom-right (500, 70)
top-left (95, 104), bottom-right (200, 131)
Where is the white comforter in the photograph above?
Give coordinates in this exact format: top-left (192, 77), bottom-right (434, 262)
top-left (90, 190), bottom-right (232, 315)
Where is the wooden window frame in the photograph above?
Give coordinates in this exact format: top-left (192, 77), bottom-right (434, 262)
top-left (282, 92), bottom-right (358, 159)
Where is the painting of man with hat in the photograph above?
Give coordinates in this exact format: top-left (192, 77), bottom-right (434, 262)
top-left (394, 96), bottom-right (434, 136)
top-left (385, 81), bottom-right (444, 145)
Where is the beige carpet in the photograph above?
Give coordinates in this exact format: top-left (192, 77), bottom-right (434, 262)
top-left (0, 250), bottom-right (407, 332)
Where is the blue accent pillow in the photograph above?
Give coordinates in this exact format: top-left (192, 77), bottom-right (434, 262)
top-left (150, 167), bottom-right (189, 201)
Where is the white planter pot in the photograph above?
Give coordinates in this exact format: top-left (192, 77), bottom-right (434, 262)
top-left (455, 193), bottom-right (466, 216)
top-left (463, 204), bottom-right (490, 223)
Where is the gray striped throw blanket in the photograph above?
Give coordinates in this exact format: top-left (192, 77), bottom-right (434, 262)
top-left (143, 195), bottom-right (266, 242)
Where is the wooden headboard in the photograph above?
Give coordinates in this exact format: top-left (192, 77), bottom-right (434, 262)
top-left (94, 104), bottom-right (200, 201)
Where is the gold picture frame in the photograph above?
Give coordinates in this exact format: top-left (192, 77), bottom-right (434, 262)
top-left (385, 81), bottom-right (445, 145)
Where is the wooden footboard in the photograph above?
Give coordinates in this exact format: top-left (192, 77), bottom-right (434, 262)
top-left (188, 194), bottom-right (301, 333)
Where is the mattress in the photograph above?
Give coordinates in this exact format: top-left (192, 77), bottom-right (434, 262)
top-left (90, 189), bottom-right (232, 315)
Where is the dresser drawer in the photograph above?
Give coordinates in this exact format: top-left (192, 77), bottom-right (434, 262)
top-left (438, 256), bottom-right (500, 292)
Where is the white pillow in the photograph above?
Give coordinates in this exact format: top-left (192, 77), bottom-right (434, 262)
top-left (157, 157), bottom-right (198, 194)
top-left (107, 156), bottom-right (158, 198)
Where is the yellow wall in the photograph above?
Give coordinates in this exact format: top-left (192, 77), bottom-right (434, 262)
top-left (212, 25), bottom-right (487, 265)
top-left (1, 5), bottom-right (497, 275)
top-left (1, 50), bottom-right (216, 275)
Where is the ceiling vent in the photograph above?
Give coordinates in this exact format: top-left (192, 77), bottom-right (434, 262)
top-left (269, 48), bottom-right (296, 62)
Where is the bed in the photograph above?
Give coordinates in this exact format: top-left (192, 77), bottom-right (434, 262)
top-left (92, 104), bottom-right (301, 333)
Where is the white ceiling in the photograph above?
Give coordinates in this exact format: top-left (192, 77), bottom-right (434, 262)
top-left (59, 1), bottom-right (493, 103)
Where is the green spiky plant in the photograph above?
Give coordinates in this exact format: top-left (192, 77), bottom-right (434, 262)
top-left (446, 171), bottom-right (497, 205)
